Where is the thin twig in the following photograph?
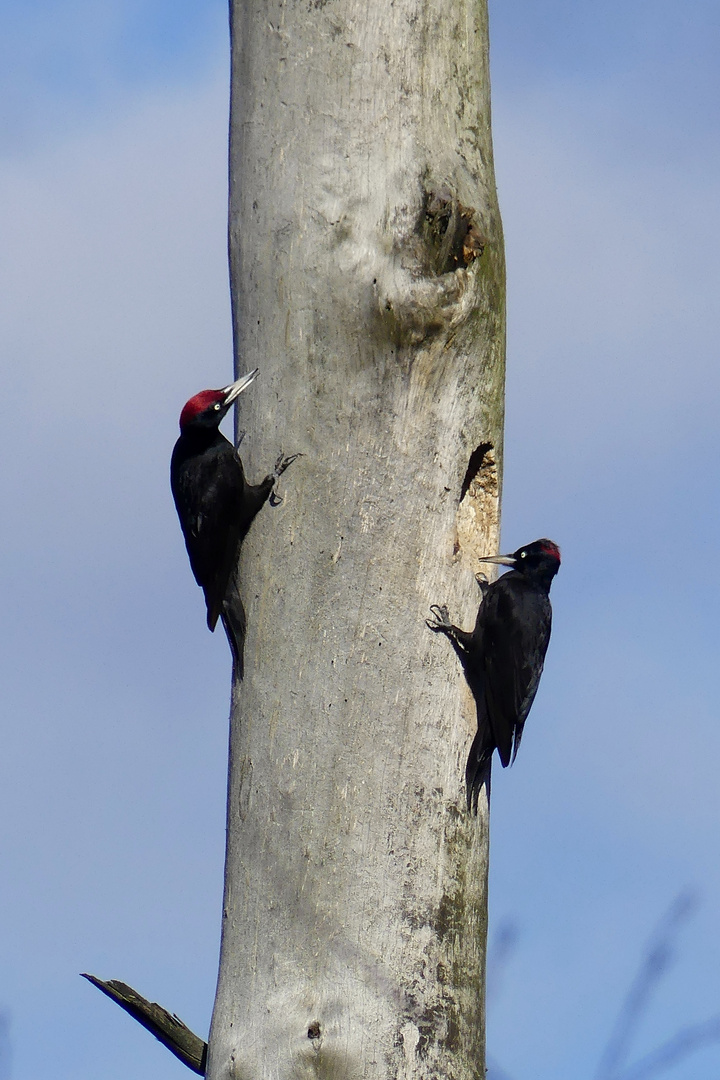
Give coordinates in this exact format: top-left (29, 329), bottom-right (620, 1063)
top-left (617, 1014), bottom-right (720, 1080)
top-left (594, 889), bottom-right (697, 1080)
top-left (487, 919), bottom-right (520, 1008)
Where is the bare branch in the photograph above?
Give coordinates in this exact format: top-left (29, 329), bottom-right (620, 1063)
top-left (617, 1015), bottom-right (720, 1080)
top-left (81, 973), bottom-right (207, 1074)
top-left (594, 889), bottom-right (698, 1080)
top-left (487, 918), bottom-right (520, 1008)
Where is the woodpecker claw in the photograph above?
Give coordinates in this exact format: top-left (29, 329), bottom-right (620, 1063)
top-left (269, 453), bottom-right (302, 508)
top-left (273, 452), bottom-right (302, 480)
top-left (427, 604), bottom-right (452, 631)
top-left (475, 572), bottom-right (489, 594)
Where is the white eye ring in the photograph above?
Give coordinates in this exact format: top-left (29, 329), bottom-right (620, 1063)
top-left (214, 403), bottom-right (221, 410)
top-left (520, 550), bottom-right (526, 558)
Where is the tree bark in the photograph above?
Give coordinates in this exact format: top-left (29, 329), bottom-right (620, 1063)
top-left (207, 3), bottom-right (505, 1079)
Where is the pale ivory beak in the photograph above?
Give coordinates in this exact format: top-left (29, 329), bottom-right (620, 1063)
top-left (222, 368), bottom-right (259, 405)
top-left (477, 554), bottom-right (516, 566)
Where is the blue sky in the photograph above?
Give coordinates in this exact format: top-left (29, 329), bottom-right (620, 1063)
top-left (0, 2), bottom-right (719, 1078)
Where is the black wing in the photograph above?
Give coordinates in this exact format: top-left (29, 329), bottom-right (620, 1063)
top-left (171, 437), bottom-right (247, 632)
top-left (480, 575), bottom-right (552, 768)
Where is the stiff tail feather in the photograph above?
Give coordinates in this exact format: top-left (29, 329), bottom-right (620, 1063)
top-left (465, 724), bottom-right (493, 814)
top-left (221, 594), bottom-right (247, 680)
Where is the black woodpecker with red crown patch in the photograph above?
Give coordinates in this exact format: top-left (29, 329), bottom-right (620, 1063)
top-left (428, 539), bottom-right (561, 811)
top-left (171, 369), bottom-right (299, 676)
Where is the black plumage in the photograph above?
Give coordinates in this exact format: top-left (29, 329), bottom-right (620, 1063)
top-left (428, 539), bottom-right (560, 811)
top-left (171, 369), bottom-right (298, 675)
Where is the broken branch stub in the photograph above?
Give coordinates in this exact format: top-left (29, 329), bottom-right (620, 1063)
top-left (81, 973), bottom-right (207, 1075)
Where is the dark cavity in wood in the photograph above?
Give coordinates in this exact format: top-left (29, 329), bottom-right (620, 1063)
top-left (460, 443), bottom-right (494, 503)
top-left (423, 188), bottom-right (486, 275)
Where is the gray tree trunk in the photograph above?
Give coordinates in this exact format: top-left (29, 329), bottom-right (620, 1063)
top-left (207, 3), bottom-right (505, 1080)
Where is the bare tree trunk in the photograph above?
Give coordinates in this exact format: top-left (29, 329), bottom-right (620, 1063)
top-left (207, 3), bottom-right (505, 1079)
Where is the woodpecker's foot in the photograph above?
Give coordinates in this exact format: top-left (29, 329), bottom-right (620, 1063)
top-left (475, 572), bottom-right (489, 595)
top-left (269, 453), bottom-right (302, 506)
top-left (427, 604), bottom-right (453, 632)
top-left (273, 452), bottom-right (302, 479)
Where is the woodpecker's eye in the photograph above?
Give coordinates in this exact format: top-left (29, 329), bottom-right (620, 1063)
top-left (520, 550), bottom-right (527, 558)
top-left (214, 403), bottom-right (221, 411)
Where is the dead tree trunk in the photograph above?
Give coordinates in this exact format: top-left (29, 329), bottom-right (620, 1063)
top-left (208, 3), bottom-right (505, 1079)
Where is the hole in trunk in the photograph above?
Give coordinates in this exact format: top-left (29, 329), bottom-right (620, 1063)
top-left (460, 443), bottom-right (492, 502)
top-left (455, 443), bottom-right (499, 564)
top-left (423, 188), bottom-right (486, 274)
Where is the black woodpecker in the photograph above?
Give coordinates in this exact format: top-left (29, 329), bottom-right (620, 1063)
top-left (171, 369), bottom-right (298, 675)
top-left (427, 538), bottom-right (561, 811)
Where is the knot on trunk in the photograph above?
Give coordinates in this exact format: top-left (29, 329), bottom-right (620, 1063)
top-left (375, 185), bottom-right (487, 346)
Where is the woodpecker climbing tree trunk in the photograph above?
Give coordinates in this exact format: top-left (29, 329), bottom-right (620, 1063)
top-left (207, 3), bottom-right (505, 1079)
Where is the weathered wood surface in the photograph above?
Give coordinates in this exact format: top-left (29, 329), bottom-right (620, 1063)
top-left (208, 2), bottom-right (505, 1079)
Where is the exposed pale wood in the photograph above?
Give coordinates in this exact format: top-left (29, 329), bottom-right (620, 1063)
top-left (81, 973), bottom-right (207, 1074)
top-left (208, 2), bottom-right (505, 1079)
